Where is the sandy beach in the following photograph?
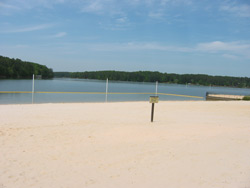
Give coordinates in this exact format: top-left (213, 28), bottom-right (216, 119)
top-left (0, 101), bottom-right (250, 188)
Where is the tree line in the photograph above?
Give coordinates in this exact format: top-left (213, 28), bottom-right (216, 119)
top-left (1, 54), bottom-right (249, 88)
top-left (54, 71), bottom-right (250, 88)
top-left (0, 55), bottom-right (53, 79)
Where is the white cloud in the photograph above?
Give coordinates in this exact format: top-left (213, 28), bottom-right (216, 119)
top-left (0, 2), bottom-right (20, 10)
top-left (53, 32), bottom-right (67, 38)
top-left (79, 0), bottom-right (194, 15)
top-left (0, 0), bottom-right (67, 12)
top-left (88, 40), bottom-right (250, 59)
top-left (196, 41), bottom-right (250, 53)
top-left (0, 2), bottom-right (21, 15)
top-left (89, 42), bottom-right (191, 52)
top-left (0, 0), bottom-right (195, 14)
top-left (222, 54), bottom-right (238, 60)
top-left (129, 0), bottom-right (193, 7)
top-left (0, 0), bottom-right (195, 24)
top-left (196, 41), bottom-right (250, 59)
top-left (14, 44), bottom-right (29, 48)
top-left (220, 3), bottom-right (250, 17)
top-left (99, 15), bottom-right (131, 30)
top-left (116, 17), bottom-right (127, 23)
top-left (81, 0), bottom-right (104, 13)
top-left (80, 0), bottom-right (126, 15)
top-left (2, 24), bottom-right (53, 33)
top-left (171, 0), bottom-right (193, 6)
top-left (148, 11), bottom-right (165, 19)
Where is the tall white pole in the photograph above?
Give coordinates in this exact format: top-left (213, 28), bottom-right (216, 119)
top-left (105, 78), bottom-right (108, 102)
top-left (32, 74), bottom-right (35, 104)
top-left (155, 81), bottom-right (158, 96)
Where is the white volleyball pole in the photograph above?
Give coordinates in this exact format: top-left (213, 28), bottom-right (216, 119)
top-left (32, 74), bottom-right (35, 104)
top-left (105, 78), bottom-right (108, 102)
top-left (155, 81), bottom-right (158, 96)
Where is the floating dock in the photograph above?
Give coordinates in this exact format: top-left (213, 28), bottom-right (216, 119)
top-left (206, 93), bottom-right (244, 101)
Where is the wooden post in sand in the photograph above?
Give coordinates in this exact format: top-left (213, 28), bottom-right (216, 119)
top-left (150, 96), bottom-right (159, 122)
top-left (151, 103), bottom-right (155, 122)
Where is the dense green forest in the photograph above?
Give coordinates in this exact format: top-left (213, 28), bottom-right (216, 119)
top-left (1, 54), bottom-right (249, 88)
top-left (54, 71), bottom-right (250, 88)
top-left (0, 55), bottom-right (53, 79)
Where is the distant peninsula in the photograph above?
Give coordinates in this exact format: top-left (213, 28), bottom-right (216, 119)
top-left (54, 71), bottom-right (250, 88)
top-left (0, 55), bottom-right (53, 79)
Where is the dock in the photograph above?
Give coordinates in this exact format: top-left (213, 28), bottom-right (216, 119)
top-left (206, 93), bottom-right (244, 101)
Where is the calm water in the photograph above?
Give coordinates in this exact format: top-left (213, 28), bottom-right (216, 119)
top-left (1, 78), bottom-right (250, 104)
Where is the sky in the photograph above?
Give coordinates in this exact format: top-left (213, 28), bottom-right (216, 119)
top-left (0, 0), bottom-right (250, 77)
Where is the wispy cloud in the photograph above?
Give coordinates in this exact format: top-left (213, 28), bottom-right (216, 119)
top-left (12, 44), bottom-right (29, 48)
top-left (2, 24), bottom-right (53, 33)
top-left (52, 32), bottom-right (67, 38)
top-left (0, 2), bottom-right (21, 15)
top-left (80, 0), bottom-right (194, 15)
top-left (0, 0), bottom-right (197, 17)
top-left (220, 3), bottom-right (250, 17)
top-left (80, 0), bottom-right (125, 15)
top-left (0, 2), bottom-right (20, 10)
top-left (196, 41), bottom-right (250, 53)
top-left (0, 0), bottom-right (67, 13)
top-left (89, 42), bottom-right (191, 52)
top-left (88, 40), bottom-right (250, 59)
top-left (81, 0), bottom-right (104, 13)
top-left (99, 15), bottom-right (131, 30)
top-left (195, 41), bottom-right (250, 59)
top-left (129, 0), bottom-right (193, 7)
top-left (1, 0), bottom-right (194, 28)
top-left (222, 54), bottom-right (238, 60)
top-left (148, 11), bottom-right (165, 19)
top-left (116, 17), bottom-right (127, 23)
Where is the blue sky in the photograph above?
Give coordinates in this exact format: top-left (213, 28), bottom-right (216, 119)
top-left (1, 0), bottom-right (250, 77)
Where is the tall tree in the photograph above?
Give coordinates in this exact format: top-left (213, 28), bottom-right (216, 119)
top-left (0, 55), bottom-right (53, 79)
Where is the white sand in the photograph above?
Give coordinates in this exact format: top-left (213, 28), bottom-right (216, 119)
top-left (0, 101), bottom-right (250, 188)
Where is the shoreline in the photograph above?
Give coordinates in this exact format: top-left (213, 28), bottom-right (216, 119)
top-left (1, 101), bottom-right (250, 188)
top-left (0, 99), bottom-right (206, 106)
top-left (2, 99), bottom-right (249, 106)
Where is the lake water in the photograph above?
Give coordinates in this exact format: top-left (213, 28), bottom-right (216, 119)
top-left (1, 78), bottom-right (250, 104)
